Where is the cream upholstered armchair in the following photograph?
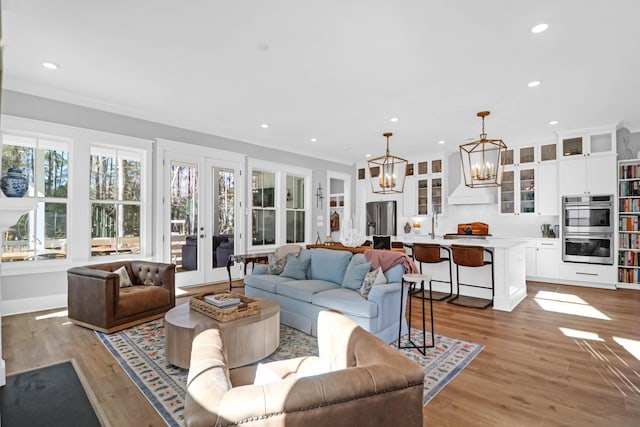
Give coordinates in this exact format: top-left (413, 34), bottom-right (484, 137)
top-left (67, 260), bottom-right (175, 333)
top-left (185, 310), bottom-right (424, 427)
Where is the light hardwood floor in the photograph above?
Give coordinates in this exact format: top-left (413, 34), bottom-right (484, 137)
top-left (3, 281), bottom-right (640, 426)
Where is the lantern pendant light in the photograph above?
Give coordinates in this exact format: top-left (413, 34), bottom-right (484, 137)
top-left (459, 111), bottom-right (508, 188)
top-left (368, 132), bottom-right (408, 194)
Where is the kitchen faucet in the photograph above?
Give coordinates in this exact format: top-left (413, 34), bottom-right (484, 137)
top-left (430, 212), bottom-right (438, 239)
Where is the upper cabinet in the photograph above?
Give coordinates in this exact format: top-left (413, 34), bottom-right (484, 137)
top-left (499, 142), bottom-right (558, 216)
top-left (558, 127), bottom-right (617, 197)
top-left (403, 159), bottom-right (445, 216)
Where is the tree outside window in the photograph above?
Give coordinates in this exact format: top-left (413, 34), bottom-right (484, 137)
top-left (1, 135), bottom-right (69, 262)
top-left (90, 147), bottom-right (142, 256)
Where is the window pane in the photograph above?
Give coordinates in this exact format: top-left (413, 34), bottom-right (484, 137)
top-left (91, 203), bottom-right (117, 256)
top-left (2, 212), bottom-right (34, 262)
top-left (44, 202), bottom-right (67, 259)
top-left (2, 144), bottom-right (35, 197)
top-left (121, 204), bottom-right (140, 254)
top-left (90, 155), bottom-right (117, 200)
top-left (286, 211), bottom-right (305, 243)
top-left (252, 209), bottom-right (275, 246)
top-left (252, 170), bottom-right (275, 208)
top-left (42, 149), bottom-right (69, 198)
top-left (122, 159), bottom-right (141, 201)
top-left (286, 176), bottom-right (304, 209)
top-left (216, 169), bottom-right (235, 235)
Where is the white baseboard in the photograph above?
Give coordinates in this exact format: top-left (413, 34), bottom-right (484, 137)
top-left (1, 294), bottom-right (67, 316)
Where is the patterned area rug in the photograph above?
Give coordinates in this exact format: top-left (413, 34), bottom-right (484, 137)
top-left (96, 319), bottom-right (483, 426)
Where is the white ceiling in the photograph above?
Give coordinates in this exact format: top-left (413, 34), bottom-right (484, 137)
top-left (2, 0), bottom-right (639, 165)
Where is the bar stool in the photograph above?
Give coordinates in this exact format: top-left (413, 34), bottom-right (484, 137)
top-left (398, 273), bottom-right (435, 355)
top-left (447, 244), bottom-right (494, 309)
top-left (411, 243), bottom-right (453, 301)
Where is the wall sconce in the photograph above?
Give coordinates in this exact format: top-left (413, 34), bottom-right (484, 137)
top-left (315, 183), bottom-right (324, 209)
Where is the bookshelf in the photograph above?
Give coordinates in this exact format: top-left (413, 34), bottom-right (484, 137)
top-left (618, 159), bottom-right (640, 288)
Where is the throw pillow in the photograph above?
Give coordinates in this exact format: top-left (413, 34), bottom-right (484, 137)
top-left (280, 253), bottom-right (311, 280)
top-left (342, 261), bottom-right (372, 290)
top-left (267, 254), bottom-right (287, 275)
top-left (359, 266), bottom-right (387, 298)
top-left (253, 363), bottom-right (282, 385)
top-left (114, 266), bottom-right (133, 288)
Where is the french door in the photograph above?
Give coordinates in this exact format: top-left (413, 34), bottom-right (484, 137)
top-left (160, 143), bottom-right (243, 287)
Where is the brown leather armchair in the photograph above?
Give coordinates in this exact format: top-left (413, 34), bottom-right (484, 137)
top-left (185, 310), bottom-right (424, 427)
top-left (67, 260), bottom-right (176, 333)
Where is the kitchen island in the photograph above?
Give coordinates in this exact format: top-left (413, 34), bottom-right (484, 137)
top-left (401, 236), bottom-right (528, 312)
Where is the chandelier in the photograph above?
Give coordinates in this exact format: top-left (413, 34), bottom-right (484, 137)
top-left (459, 111), bottom-right (507, 188)
top-left (368, 132), bottom-right (408, 194)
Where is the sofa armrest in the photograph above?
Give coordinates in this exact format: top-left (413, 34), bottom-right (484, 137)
top-left (67, 268), bottom-right (119, 324)
top-left (185, 329), bottom-right (232, 427)
top-left (366, 282), bottom-right (406, 334)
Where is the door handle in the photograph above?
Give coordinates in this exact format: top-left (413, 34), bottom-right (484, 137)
top-left (576, 272), bottom-right (598, 276)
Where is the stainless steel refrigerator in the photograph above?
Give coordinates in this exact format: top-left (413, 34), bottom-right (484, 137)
top-left (366, 201), bottom-right (397, 236)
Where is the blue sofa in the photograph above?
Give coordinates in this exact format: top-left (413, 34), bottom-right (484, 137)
top-left (244, 248), bottom-right (409, 344)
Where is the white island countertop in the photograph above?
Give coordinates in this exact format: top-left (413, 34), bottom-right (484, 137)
top-left (397, 235), bottom-right (528, 312)
top-left (400, 235), bottom-right (529, 249)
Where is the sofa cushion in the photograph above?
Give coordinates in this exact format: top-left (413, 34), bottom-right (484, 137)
top-left (117, 285), bottom-right (171, 318)
top-left (342, 261), bottom-right (371, 290)
top-left (244, 274), bottom-right (292, 293)
top-left (281, 253), bottom-right (311, 280)
top-left (384, 264), bottom-right (404, 284)
top-left (309, 249), bottom-right (352, 285)
top-left (276, 280), bottom-right (340, 303)
top-left (312, 288), bottom-right (378, 318)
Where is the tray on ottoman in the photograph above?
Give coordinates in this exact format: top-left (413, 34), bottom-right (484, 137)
top-left (189, 292), bottom-right (261, 322)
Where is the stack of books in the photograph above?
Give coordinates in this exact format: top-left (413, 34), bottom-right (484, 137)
top-left (204, 293), bottom-right (241, 308)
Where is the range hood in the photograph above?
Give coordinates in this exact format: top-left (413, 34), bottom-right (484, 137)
top-left (446, 152), bottom-right (497, 205)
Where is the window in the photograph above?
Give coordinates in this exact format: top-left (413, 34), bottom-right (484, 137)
top-left (248, 160), bottom-right (311, 249)
top-left (90, 147), bottom-right (142, 256)
top-left (286, 175), bottom-right (305, 243)
top-left (251, 170), bottom-right (276, 246)
top-left (1, 134), bottom-right (69, 262)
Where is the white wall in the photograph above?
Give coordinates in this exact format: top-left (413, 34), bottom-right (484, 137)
top-left (1, 91), bottom-right (355, 315)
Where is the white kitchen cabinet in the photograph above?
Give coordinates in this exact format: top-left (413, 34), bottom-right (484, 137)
top-left (524, 240), bottom-right (537, 276)
top-left (558, 127), bottom-right (617, 197)
top-left (536, 239), bottom-right (561, 279)
top-left (402, 174), bottom-right (416, 217)
top-left (559, 153), bottom-right (616, 196)
top-left (559, 262), bottom-right (616, 287)
top-left (499, 145), bottom-right (537, 215)
top-left (414, 158), bottom-right (445, 216)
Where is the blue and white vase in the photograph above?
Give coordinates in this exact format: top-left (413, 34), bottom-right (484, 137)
top-left (1, 167), bottom-right (28, 197)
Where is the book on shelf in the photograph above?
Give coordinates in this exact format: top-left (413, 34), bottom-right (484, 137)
top-left (618, 267), bottom-right (639, 284)
top-left (619, 163), bottom-right (640, 180)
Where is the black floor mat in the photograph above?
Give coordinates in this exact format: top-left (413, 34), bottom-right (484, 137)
top-left (0, 361), bottom-right (103, 427)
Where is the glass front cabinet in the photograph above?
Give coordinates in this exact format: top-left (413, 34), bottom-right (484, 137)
top-left (415, 159), bottom-right (444, 216)
top-left (499, 142), bottom-right (558, 216)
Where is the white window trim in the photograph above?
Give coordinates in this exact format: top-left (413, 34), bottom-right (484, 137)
top-left (1, 115), bottom-right (153, 276)
top-left (247, 158), bottom-right (312, 252)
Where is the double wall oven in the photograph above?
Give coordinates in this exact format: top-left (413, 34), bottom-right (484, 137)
top-left (562, 195), bottom-right (614, 265)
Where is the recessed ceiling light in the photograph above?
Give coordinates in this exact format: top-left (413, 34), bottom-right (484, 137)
top-left (437, 140), bottom-right (446, 145)
top-left (365, 153), bottom-right (371, 158)
top-left (528, 80), bottom-right (541, 88)
top-left (390, 117), bottom-right (399, 123)
top-left (531, 23), bottom-right (549, 34)
top-left (310, 138), bottom-right (317, 142)
top-left (549, 120), bottom-right (559, 125)
top-left (42, 61), bottom-right (59, 70)
top-left (345, 148), bottom-right (352, 151)
top-left (260, 123), bottom-right (269, 129)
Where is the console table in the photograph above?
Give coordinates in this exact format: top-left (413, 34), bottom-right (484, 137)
top-left (226, 252), bottom-right (272, 290)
